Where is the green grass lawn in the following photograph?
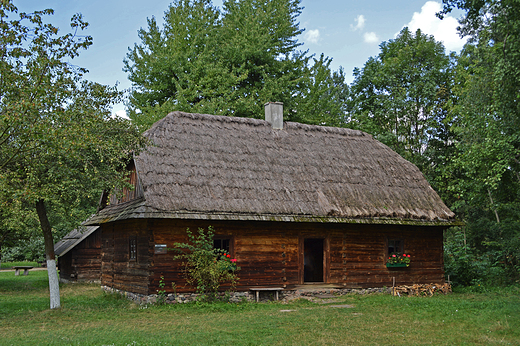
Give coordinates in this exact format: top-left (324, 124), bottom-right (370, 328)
top-left (0, 260), bottom-right (41, 269)
top-left (0, 270), bottom-right (519, 346)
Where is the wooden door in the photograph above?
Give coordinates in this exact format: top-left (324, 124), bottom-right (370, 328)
top-left (303, 238), bottom-right (324, 282)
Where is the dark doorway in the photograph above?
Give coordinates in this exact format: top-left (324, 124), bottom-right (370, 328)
top-left (304, 238), bottom-right (324, 282)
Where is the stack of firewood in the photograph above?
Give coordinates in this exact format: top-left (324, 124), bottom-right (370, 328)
top-left (392, 283), bottom-right (452, 296)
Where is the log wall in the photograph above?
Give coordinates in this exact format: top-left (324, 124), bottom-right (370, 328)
top-left (148, 220), bottom-right (445, 294)
top-left (100, 219), bottom-right (445, 295)
top-left (58, 228), bottom-right (102, 282)
top-left (100, 219), bottom-right (152, 295)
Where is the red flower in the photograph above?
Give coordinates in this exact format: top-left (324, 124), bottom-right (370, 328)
top-left (392, 254), bottom-right (396, 258)
top-left (403, 254), bottom-right (407, 257)
top-left (231, 259), bottom-right (237, 263)
top-left (407, 254), bottom-right (411, 257)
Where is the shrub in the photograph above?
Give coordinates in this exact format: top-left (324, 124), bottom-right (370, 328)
top-left (444, 227), bottom-right (519, 287)
top-left (172, 226), bottom-right (239, 301)
top-left (2, 237), bottom-right (45, 262)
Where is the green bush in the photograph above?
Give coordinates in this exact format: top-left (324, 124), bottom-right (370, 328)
top-left (172, 226), bottom-right (239, 301)
top-left (2, 237), bottom-right (45, 263)
top-left (444, 227), bottom-right (519, 287)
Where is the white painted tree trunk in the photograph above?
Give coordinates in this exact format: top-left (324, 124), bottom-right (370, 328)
top-left (46, 259), bottom-right (60, 309)
top-left (36, 199), bottom-right (61, 310)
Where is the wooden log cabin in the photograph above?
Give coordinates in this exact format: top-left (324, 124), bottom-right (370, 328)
top-left (84, 103), bottom-right (459, 295)
top-left (54, 225), bottom-right (101, 282)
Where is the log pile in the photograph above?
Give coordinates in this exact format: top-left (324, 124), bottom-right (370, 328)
top-left (392, 283), bottom-right (452, 296)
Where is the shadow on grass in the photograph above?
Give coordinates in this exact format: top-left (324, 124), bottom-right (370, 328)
top-left (0, 270), bottom-right (48, 292)
top-left (0, 271), bottom-right (50, 317)
top-left (0, 271), bottom-right (133, 318)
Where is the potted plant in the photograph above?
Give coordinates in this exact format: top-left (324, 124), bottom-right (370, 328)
top-left (386, 253), bottom-right (411, 268)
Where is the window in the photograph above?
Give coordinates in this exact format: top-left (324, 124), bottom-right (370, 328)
top-left (213, 236), bottom-right (233, 259)
top-left (213, 238), bottom-right (230, 252)
top-left (388, 238), bottom-right (404, 255)
top-left (129, 237), bottom-right (137, 260)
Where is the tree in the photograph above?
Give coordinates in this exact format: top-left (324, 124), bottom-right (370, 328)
top-left (294, 54), bottom-right (349, 127)
top-left (347, 28), bottom-right (454, 176)
top-left (0, 200), bottom-right (40, 268)
top-left (438, 1), bottom-right (520, 204)
top-left (124, 0), bottom-right (347, 129)
top-left (0, 2), bottom-right (147, 308)
top-left (123, 0), bottom-right (240, 128)
top-left (218, 0), bottom-right (308, 120)
top-left (438, 0), bottom-right (520, 282)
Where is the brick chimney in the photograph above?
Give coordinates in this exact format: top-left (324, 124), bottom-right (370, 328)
top-left (264, 102), bottom-right (283, 130)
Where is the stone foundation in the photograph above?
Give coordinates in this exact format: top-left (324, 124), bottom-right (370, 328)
top-left (102, 286), bottom-right (391, 305)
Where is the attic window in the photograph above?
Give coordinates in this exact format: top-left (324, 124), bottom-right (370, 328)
top-left (388, 238), bottom-right (404, 255)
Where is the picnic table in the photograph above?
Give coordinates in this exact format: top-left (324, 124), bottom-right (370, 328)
top-left (13, 266), bottom-right (34, 276)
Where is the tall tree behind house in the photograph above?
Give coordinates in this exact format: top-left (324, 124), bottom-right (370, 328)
top-left (124, 0), bottom-right (348, 129)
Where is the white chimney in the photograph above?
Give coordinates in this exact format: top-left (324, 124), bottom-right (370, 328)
top-left (264, 102), bottom-right (283, 130)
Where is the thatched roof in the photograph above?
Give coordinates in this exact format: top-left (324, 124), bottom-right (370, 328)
top-left (87, 111), bottom-right (457, 226)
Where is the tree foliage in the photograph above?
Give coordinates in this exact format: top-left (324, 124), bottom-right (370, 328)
top-left (438, 0), bottom-right (520, 284)
top-left (0, 1), bottom-right (147, 308)
top-left (347, 15), bottom-right (520, 285)
top-left (295, 54), bottom-right (349, 126)
top-left (348, 28), bottom-right (454, 178)
top-left (124, 0), bottom-right (347, 129)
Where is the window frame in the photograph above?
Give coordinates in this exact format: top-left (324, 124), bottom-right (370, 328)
top-left (213, 235), bottom-right (234, 256)
top-left (129, 236), bottom-right (137, 261)
top-left (387, 238), bottom-right (404, 256)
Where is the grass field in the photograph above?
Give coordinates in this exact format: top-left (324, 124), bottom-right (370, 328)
top-left (0, 270), bottom-right (519, 345)
top-left (0, 261), bottom-right (41, 269)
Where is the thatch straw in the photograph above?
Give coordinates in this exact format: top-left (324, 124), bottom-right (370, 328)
top-left (88, 112), bottom-right (456, 225)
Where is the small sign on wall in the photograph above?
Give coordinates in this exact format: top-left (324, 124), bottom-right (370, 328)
top-left (154, 244), bottom-right (167, 254)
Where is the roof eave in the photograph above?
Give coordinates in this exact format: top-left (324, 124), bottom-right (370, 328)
top-left (54, 226), bottom-right (100, 256)
top-left (84, 208), bottom-right (462, 227)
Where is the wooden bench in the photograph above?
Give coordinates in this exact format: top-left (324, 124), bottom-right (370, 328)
top-left (13, 266), bottom-right (34, 276)
top-left (249, 287), bottom-right (284, 302)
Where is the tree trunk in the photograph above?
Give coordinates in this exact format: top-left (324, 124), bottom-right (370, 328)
top-left (35, 199), bottom-right (60, 309)
top-left (487, 189), bottom-right (500, 224)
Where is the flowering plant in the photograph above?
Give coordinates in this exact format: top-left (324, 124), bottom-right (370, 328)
top-left (219, 252), bottom-right (239, 271)
top-left (172, 226), bottom-right (240, 301)
top-left (387, 253), bottom-right (411, 266)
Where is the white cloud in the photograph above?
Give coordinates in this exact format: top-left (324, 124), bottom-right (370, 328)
top-left (364, 32), bottom-right (379, 44)
top-left (351, 15), bottom-right (366, 31)
top-left (305, 29), bottom-right (320, 44)
top-left (404, 1), bottom-right (467, 51)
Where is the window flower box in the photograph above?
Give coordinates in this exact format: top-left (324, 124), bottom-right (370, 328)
top-left (386, 263), bottom-right (409, 268)
top-left (386, 253), bottom-right (411, 268)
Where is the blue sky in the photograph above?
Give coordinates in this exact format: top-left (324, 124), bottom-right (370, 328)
top-left (15, 0), bottom-right (466, 117)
